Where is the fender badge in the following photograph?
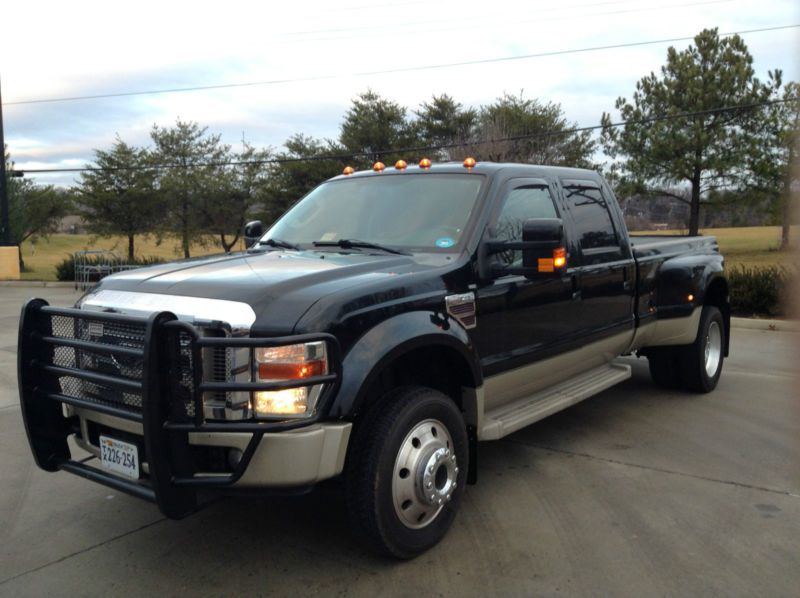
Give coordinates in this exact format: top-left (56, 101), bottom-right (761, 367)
top-left (445, 292), bottom-right (477, 330)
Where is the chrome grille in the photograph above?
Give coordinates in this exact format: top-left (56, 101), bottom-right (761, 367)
top-left (50, 314), bottom-right (147, 413)
top-left (46, 312), bottom-right (229, 418)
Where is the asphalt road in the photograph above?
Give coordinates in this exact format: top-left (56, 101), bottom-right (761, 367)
top-left (1, 287), bottom-right (798, 597)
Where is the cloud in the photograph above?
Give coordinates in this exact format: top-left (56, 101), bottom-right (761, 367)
top-left (1, 0), bottom-right (797, 187)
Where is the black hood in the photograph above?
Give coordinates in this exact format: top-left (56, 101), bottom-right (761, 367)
top-left (91, 249), bottom-right (449, 334)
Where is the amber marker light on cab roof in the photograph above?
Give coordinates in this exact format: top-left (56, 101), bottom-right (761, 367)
top-left (373, 161), bottom-right (385, 172)
top-left (394, 159), bottom-right (407, 170)
top-left (342, 166), bottom-right (355, 175)
top-left (419, 157), bottom-right (432, 169)
top-left (463, 157), bottom-right (476, 168)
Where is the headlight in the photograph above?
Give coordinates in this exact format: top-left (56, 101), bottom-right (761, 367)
top-left (252, 341), bottom-right (328, 418)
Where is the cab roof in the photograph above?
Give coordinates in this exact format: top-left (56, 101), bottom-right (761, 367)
top-left (328, 161), bottom-right (603, 183)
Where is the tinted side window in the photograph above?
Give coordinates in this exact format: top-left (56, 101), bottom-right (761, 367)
top-left (495, 186), bottom-right (558, 266)
top-left (563, 185), bottom-right (618, 251)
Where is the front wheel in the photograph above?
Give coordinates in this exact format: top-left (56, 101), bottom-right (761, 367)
top-left (345, 386), bottom-right (468, 559)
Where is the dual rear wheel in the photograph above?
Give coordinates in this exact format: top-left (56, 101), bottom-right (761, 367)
top-left (648, 305), bottom-right (725, 393)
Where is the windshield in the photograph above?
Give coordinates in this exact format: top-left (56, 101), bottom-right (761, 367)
top-left (262, 173), bottom-right (484, 252)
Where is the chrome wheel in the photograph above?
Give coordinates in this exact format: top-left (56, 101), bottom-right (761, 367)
top-left (392, 418), bottom-right (458, 529)
top-left (704, 321), bottom-right (722, 378)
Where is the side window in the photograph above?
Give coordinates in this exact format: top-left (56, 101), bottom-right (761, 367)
top-left (563, 183), bottom-right (620, 262)
top-left (494, 185), bottom-right (558, 267)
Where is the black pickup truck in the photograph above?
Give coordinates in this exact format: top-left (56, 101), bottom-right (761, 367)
top-left (17, 160), bottom-right (729, 558)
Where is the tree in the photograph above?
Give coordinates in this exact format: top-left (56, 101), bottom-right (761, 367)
top-left (75, 137), bottom-right (159, 260)
top-left (4, 147), bottom-right (72, 270)
top-left (150, 120), bottom-right (229, 258)
top-left (264, 134), bottom-right (349, 225)
top-left (196, 143), bottom-right (272, 252)
top-left (414, 94), bottom-right (478, 159)
top-left (755, 74), bottom-right (799, 249)
top-left (471, 92), bottom-right (595, 166)
top-left (601, 28), bottom-right (772, 236)
top-left (339, 89), bottom-right (419, 165)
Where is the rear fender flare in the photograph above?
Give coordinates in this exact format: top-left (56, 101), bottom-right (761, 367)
top-left (655, 254), bottom-right (726, 317)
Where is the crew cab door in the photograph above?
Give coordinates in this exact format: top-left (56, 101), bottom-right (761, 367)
top-left (559, 179), bottom-right (635, 345)
top-left (471, 178), bottom-right (582, 376)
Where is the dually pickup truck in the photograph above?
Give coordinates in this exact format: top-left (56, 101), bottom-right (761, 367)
top-left (18, 160), bottom-right (729, 558)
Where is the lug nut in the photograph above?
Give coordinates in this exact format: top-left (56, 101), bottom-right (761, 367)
top-left (454, 467), bottom-right (459, 475)
top-left (426, 481), bottom-right (432, 489)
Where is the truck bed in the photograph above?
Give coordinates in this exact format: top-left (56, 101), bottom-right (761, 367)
top-left (629, 234), bottom-right (719, 260)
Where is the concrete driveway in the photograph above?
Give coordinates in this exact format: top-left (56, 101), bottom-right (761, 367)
top-left (1, 287), bottom-right (798, 596)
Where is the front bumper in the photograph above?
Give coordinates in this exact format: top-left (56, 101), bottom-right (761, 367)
top-left (74, 407), bottom-right (352, 487)
top-left (17, 299), bottom-right (344, 518)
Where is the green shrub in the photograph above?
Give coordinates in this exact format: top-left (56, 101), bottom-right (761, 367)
top-left (728, 265), bottom-right (795, 318)
top-left (55, 254), bottom-right (166, 282)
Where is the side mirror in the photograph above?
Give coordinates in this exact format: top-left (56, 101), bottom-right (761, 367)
top-left (480, 218), bottom-right (566, 279)
top-left (520, 218), bottom-right (565, 273)
top-left (243, 220), bottom-right (264, 249)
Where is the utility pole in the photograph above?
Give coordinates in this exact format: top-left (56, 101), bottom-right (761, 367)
top-left (0, 75), bottom-right (20, 280)
top-left (0, 74), bottom-right (10, 245)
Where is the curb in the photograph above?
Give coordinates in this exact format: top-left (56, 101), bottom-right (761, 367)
top-left (731, 317), bottom-right (799, 332)
top-left (0, 281), bottom-right (78, 288)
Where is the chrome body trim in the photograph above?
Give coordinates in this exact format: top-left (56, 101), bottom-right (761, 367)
top-left (628, 307), bottom-right (701, 351)
top-left (77, 289), bottom-right (257, 334)
top-left (445, 292), bottom-right (477, 329)
top-left (482, 331), bottom-right (632, 411)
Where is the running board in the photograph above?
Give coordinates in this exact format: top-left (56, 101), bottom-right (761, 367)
top-left (479, 362), bottom-right (632, 440)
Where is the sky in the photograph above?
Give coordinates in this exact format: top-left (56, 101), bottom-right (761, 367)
top-left (1, 0), bottom-right (798, 186)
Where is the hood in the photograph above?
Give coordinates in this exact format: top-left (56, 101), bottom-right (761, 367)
top-left (83, 249), bottom-right (445, 334)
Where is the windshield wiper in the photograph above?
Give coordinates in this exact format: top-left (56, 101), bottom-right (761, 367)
top-left (260, 238), bottom-right (300, 250)
top-left (312, 239), bottom-right (411, 256)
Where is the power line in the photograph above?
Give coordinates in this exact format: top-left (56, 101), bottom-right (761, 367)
top-left (5, 24), bottom-right (797, 107)
top-left (13, 98), bottom-right (791, 175)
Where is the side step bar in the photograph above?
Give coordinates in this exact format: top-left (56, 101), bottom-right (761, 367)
top-left (479, 362), bottom-right (632, 440)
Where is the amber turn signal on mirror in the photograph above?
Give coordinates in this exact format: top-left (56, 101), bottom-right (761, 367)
top-left (538, 247), bottom-right (567, 273)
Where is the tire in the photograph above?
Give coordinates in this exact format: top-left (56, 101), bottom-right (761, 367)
top-left (345, 386), bottom-right (468, 559)
top-left (677, 305), bottom-right (725, 393)
top-left (647, 347), bottom-right (682, 389)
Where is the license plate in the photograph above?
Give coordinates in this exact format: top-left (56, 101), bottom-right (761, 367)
top-left (99, 435), bottom-right (140, 479)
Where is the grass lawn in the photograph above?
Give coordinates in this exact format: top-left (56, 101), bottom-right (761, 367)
top-left (17, 235), bottom-right (224, 281)
top-left (9, 226), bottom-right (798, 281)
top-left (630, 225), bottom-right (798, 269)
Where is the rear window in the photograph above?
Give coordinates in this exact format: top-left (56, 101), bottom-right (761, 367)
top-left (563, 184), bottom-right (618, 250)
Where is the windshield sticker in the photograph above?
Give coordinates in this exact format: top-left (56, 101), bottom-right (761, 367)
top-left (435, 237), bottom-right (455, 248)
top-left (320, 232), bottom-right (338, 241)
